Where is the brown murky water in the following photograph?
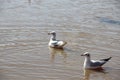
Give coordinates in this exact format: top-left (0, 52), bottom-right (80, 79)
top-left (0, 0), bottom-right (120, 80)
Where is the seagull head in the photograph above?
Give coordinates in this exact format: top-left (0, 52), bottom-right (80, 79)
top-left (81, 52), bottom-right (90, 57)
top-left (48, 31), bottom-right (56, 35)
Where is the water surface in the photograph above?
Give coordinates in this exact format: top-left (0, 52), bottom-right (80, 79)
top-left (0, 0), bottom-right (120, 80)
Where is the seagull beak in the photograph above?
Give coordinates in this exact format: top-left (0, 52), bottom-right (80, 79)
top-left (48, 33), bottom-right (51, 35)
top-left (81, 54), bottom-right (84, 56)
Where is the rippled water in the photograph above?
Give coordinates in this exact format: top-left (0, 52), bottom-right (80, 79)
top-left (0, 0), bottom-right (120, 80)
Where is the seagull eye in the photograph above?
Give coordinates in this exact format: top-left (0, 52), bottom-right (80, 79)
top-left (86, 54), bottom-right (89, 56)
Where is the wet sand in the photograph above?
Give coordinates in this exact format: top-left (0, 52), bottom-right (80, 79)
top-left (0, 0), bottom-right (120, 80)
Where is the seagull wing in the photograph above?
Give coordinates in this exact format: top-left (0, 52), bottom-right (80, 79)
top-left (51, 40), bottom-right (59, 46)
top-left (91, 57), bottom-right (112, 67)
top-left (91, 60), bottom-right (105, 67)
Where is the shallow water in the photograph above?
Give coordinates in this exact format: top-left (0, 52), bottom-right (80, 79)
top-left (0, 0), bottom-right (120, 80)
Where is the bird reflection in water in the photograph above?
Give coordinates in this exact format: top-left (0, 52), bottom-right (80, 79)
top-left (49, 47), bottom-right (67, 63)
top-left (82, 68), bottom-right (110, 80)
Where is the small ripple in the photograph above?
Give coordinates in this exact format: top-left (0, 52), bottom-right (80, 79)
top-left (0, 43), bottom-right (16, 47)
top-left (99, 17), bottom-right (120, 25)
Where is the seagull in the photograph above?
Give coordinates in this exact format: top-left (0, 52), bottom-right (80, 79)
top-left (81, 52), bottom-right (112, 69)
top-left (48, 31), bottom-right (67, 49)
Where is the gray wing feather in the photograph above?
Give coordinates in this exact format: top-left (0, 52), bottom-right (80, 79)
top-left (51, 40), bottom-right (60, 46)
top-left (90, 61), bottom-right (105, 67)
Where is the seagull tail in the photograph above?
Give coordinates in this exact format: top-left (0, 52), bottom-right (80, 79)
top-left (62, 41), bottom-right (67, 46)
top-left (101, 57), bottom-right (112, 61)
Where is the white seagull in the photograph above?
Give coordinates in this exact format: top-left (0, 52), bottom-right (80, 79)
top-left (48, 31), bottom-right (67, 49)
top-left (81, 52), bottom-right (112, 69)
